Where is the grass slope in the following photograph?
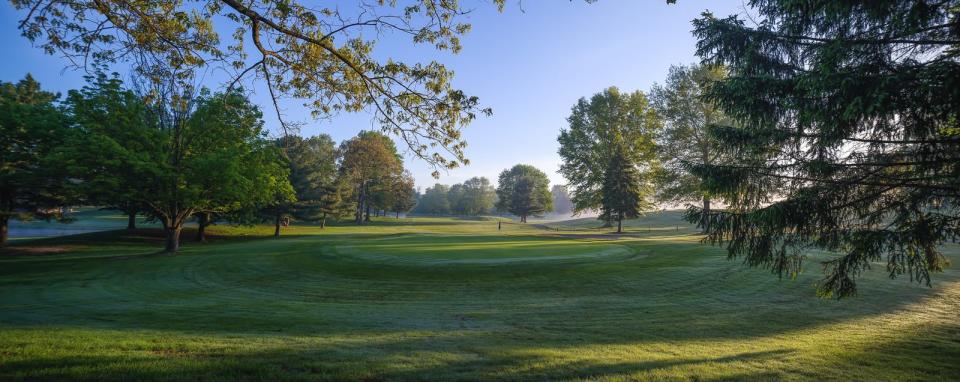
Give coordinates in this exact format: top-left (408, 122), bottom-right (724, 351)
top-left (1, 215), bottom-right (958, 381)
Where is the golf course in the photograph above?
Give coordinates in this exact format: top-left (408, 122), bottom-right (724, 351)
top-left (2, 212), bottom-right (958, 381)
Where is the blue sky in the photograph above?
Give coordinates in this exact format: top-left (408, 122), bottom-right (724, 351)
top-left (0, 1), bottom-right (745, 190)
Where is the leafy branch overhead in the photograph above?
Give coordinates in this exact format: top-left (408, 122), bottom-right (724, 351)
top-left (12, 0), bottom-right (502, 174)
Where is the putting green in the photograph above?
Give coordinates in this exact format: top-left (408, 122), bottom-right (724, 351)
top-left (334, 235), bottom-right (643, 265)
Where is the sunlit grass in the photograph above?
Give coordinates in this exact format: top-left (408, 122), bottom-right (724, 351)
top-left (1, 213), bottom-right (958, 381)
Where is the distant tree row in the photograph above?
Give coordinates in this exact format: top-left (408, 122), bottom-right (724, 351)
top-left (413, 165), bottom-right (559, 222)
top-left (0, 72), bottom-right (417, 251)
top-left (414, 177), bottom-right (496, 216)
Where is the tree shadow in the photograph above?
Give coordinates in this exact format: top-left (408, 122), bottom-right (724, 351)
top-left (0, 330), bottom-right (799, 381)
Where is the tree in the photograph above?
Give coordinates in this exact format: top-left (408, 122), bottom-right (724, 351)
top-left (690, 1), bottom-right (960, 298)
top-left (339, 131), bottom-right (402, 224)
top-left (388, 171), bottom-right (418, 218)
top-left (12, 0), bottom-right (501, 173)
top-left (447, 183), bottom-right (467, 215)
top-left (264, 134), bottom-right (340, 234)
top-left (62, 70), bottom-right (160, 230)
top-left (602, 145), bottom-right (650, 233)
top-left (558, 87), bottom-right (661, 224)
top-left (649, 64), bottom-right (735, 231)
top-left (551, 185), bottom-right (574, 216)
top-left (0, 75), bottom-right (72, 246)
top-left (122, 65), bottom-right (292, 252)
top-left (496, 165), bottom-right (552, 223)
top-left (460, 177), bottom-right (496, 215)
top-left (417, 184), bottom-right (451, 215)
top-left (250, 146), bottom-right (298, 239)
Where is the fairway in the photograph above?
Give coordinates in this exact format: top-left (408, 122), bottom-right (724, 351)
top-left (1, 214), bottom-right (958, 381)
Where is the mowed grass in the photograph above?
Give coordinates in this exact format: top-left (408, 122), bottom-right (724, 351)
top-left (1, 213), bottom-right (958, 381)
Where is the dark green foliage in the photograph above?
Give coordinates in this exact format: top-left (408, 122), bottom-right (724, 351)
top-left (0, 75), bottom-right (72, 246)
top-left (689, 0), bottom-right (960, 298)
top-left (414, 177), bottom-right (495, 216)
top-left (558, 87), bottom-right (660, 222)
top-left (416, 184), bottom-right (451, 215)
top-left (258, 134), bottom-right (340, 233)
top-left (602, 145), bottom-right (648, 233)
top-left (451, 177), bottom-right (496, 215)
top-left (496, 165), bottom-right (552, 223)
top-left (61, 70), bottom-right (162, 230)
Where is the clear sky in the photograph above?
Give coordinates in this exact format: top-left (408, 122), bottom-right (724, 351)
top-left (0, 1), bottom-right (746, 190)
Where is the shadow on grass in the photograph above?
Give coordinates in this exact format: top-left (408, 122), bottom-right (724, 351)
top-left (0, 336), bottom-right (797, 381)
top-left (4, 322), bottom-right (958, 381)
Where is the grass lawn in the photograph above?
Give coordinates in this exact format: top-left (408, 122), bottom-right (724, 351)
top-left (1, 212), bottom-right (958, 381)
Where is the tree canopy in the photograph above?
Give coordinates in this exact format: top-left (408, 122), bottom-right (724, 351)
top-left (650, 64), bottom-right (735, 230)
top-left (496, 164), bottom-right (552, 223)
top-left (417, 184), bottom-right (451, 215)
top-left (339, 131), bottom-right (403, 224)
top-left (689, 0), bottom-right (960, 298)
top-left (11, 0), bottom-right (502, 174)
top-left (0, 75), bottom-right (72, 246)
top-left (557, 87), bottom-right (661, 223)
top-left (61, 70), bottom-right (161, 230)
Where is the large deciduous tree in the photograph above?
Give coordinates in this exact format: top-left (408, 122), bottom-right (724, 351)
top-left (0, 75), bottom-right (72, 246)
top-left (339, 131), bottom-right (402, 224)
top-left (11, 0), bottom-right (499, 173)
top-left (459, 177), bottom-right (496, 216)
top-left (496, 165), bottom-right (552, 223)
top-left (62, 71), bottom-right (160, 230)
top-left (650, 64), bottom-right (734, 231)
top-left (131, 72), bottom-right (290, 251)
top-left (558, 87), bottom-right (660, 224)
top-left (690, 1), bottom-right (960, 298)
top-left (387, 171), bottom-right (418, 219)
top-left (417, 184), bottom-right (451, 215)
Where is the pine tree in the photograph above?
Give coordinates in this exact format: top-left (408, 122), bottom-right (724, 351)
top-left (602, 145), bottom-right (649, 233)
top-left (690, 1), bottom-right (960, 298)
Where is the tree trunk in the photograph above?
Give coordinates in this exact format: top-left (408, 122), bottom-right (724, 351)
top-left (702, 196), bottom-right (712, 233)
top-left (617, 213), bottom-right (623, 233)
top-left (164, 224), bottom-right (182, 253)
top-left (0, 216), bottom-right (8, 247)
top-left (396, 211), bottom-right (400, 219)
top-left (365, 204), bottom-right (371, 222)
top-left (126, 211), bottom-right (137, 230)
top-left (320, 212), bottom-right (327, 229)
top-left (274, 212), bottom-right (282, 237)
top-left (195, 213), bottom-right (208, 242)
top-left (356, 183), bottom-right (365, 224)
top-left (520, 214), bottom-right (526, 223)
